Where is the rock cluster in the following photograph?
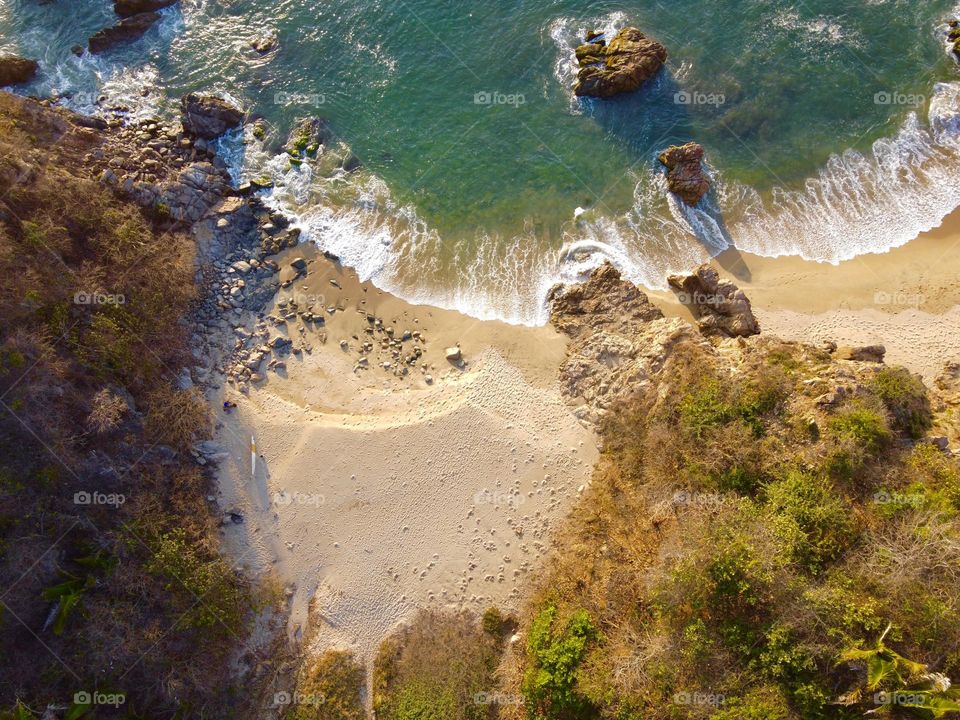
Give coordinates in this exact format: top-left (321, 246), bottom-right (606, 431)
top-left (180, 93), bottom-right (245, 140)
top-left (658, 143), bottom-right (711, 206)
top-left (342, 313), bottom-right (433, 379)
top-left (89, 12), bottom-right (160, 54)
top-left (667, 264), bottom-right (760, 338)
top-left (0, 55), bottom-right (39, 86)
top-left (573, 27), bottom-right (667, 98)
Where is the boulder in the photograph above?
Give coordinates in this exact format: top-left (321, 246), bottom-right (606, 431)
top-left (836, 345), bottom-right (886, 363)
top-left (549, 261), bottom-right (664, 340)
top-left (445, 346), bottom-right (463, 363)
top-left (573, 27), bottom-right (667, 98)
top-left (180, 93), bottom-right (244, 139)
top-left (0, 55), bottom-right (39, 86)
top-left (113, 0), bottom-right (179, 17)
top-left (658, 143), bottom-right (711, 206)
top-left (667, 264), bottom-right (760, 338)
top-left (89, 12), bottom-right (161, 54)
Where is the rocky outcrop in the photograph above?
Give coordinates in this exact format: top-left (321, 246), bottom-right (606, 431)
top-left (113, 0), bottom-right (178, 17)
top-left (550, 263), bottom-right (702, 423)
top-left (836, 345), bottom-right (886, 363)
top-left (180, 94), bottom-right (244, 140)
top-left (0, 55), bottom-right (39, 86)
top-left (658, 143), bottom-right (711, 206)
top-left (573, 27), bottom-right (667, 98)
top-left (284, 117), bottom-right (330, 158)
top-left (89, 12), bottom-right (160, 54)
top-left (667, 264), bottom-right (760, 338)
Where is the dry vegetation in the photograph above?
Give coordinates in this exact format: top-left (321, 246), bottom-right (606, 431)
top-left (0, 94), bottom-right (258, 717)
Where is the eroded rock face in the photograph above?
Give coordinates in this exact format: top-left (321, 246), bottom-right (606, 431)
top-left (550, 262), bottom-right (702, 423)
top-left (574, 27), bottom-right (667, 98)
top-left (284, 117), bottom-right (330, 158)
top-left (0, 55), bottom-right (39, 86)
top-left (658, 143), bottom-right (711, 206)
top-left (180, 94), bottom-right (244, 139)
top-left (89, 12), bottom-right (160, 54)
top-left (668, 264), bottom-right (760, 338)
top-left (113, 0), bottom-right (179, 18)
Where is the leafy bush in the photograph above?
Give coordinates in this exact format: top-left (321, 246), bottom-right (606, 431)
top-left (871, 367), bottom-right (932, 439)
top-left (286, 650), bottom-right (365, 720)
top-left (522, 605), bottom-right (599, 719)
top-left (828, 403), bottom-right (892, 454)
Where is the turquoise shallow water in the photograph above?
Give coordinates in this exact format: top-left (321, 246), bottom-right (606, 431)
top-left (2, 0), bottom-right (960, 323)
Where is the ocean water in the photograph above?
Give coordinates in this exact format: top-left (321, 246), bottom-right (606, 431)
top-left (2, 0), bottom-right (959, 324)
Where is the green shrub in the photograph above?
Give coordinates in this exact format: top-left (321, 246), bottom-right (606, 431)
top-left (828, 404), bottom-right (891, 454)
top-left (871, 367), bottom-right (932, 439)
top-left (522, 605), bottom-right (599, 719)
top-left (709, 686), bottom-right (792, 720)
top-left (286, 650), bottom-right (365, 720)
top-left (763, 470), bottom-right (856, 573)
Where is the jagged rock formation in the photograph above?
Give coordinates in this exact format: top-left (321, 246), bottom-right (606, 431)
top-left (89, 12), bottom-right (161, 54)
top-left (667, 264), bottom-right (760, 338)
top-left (658, 143), bottom-right (711, 206)
top-left (549, 262), bottom-right (704, 423)
top-left (574, 27), bottom-right (667, 98)
top-left (0, 55), bottom-right (38, 86)
top-left (180, 93), bottom-right (244, 139)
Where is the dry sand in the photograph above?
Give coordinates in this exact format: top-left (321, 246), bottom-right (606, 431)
top-left (647, 208), bottom-right (960, 380)
top-left (210, 246), bottom-right (597, 671)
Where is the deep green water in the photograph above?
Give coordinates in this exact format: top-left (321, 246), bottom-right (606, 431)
top-left (2, 0), bottom-right (959, 322)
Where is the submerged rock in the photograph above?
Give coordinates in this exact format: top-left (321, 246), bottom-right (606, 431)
top-left (284, 117), bottom-right (331, 158)
top-left (89, 12), bottom-right (161, 54)
top-left (658, 143), bottom-right (711, 206)
top-left (113, 0), bottom-right (179, 17)
top-left (180, 93), bottom-right (244, 139)
top-left (0, 55), bottom-right (39, 86)
top-left (668, 264), bottom-right (760, 338)
top-left (573, 27), bottom-right (667, 98)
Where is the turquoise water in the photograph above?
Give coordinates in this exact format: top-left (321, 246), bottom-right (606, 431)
top-left (2, 0), bottom-right (960, 323)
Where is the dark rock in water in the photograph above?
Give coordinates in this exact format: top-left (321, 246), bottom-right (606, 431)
top-left (0, 55), bottom-right (39, 86)
top-left (668, 264), bottom-right (760, 338)
top-left (342, 153), bottom-right (361, 172)
top-left (574, 27), bottom-right (667, 98)
top-left (251, 33), bottom-right (278, 54)
top-left (658, 142), bottom-right (711, 206)
top-left (71, 45), bottom-right (85, 57)
top-left (585, 29), bottom-right (604, 43)
top-left (89, 12), bottom-right (160, 54)
top-left (113, 0), bottom-right (178, 18)
top-left (180, 93), bottom-right (244, 139)
top-left (285, 117), bottom-right (331, 157)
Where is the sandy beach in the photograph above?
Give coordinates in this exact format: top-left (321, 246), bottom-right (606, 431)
top-left (648, 209), bottom-right (960, 381)
top-left (209, 246), bottom-right (597, 671)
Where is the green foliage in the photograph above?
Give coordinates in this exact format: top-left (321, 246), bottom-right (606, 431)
top-left (871, 367), bottom-right (932, 439)
top-left (286, 650), bottom-right (365, 720)
top-left (828, 403), bottom-right (891, 453)
top-left (763, 470), bottom-right (856, 573)
top-left (522, 605), bottom-right (599, 719)
top-left (146, 528), bottom-right (247, 634)
top-left (709, 686), bottom-right (792, 720)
